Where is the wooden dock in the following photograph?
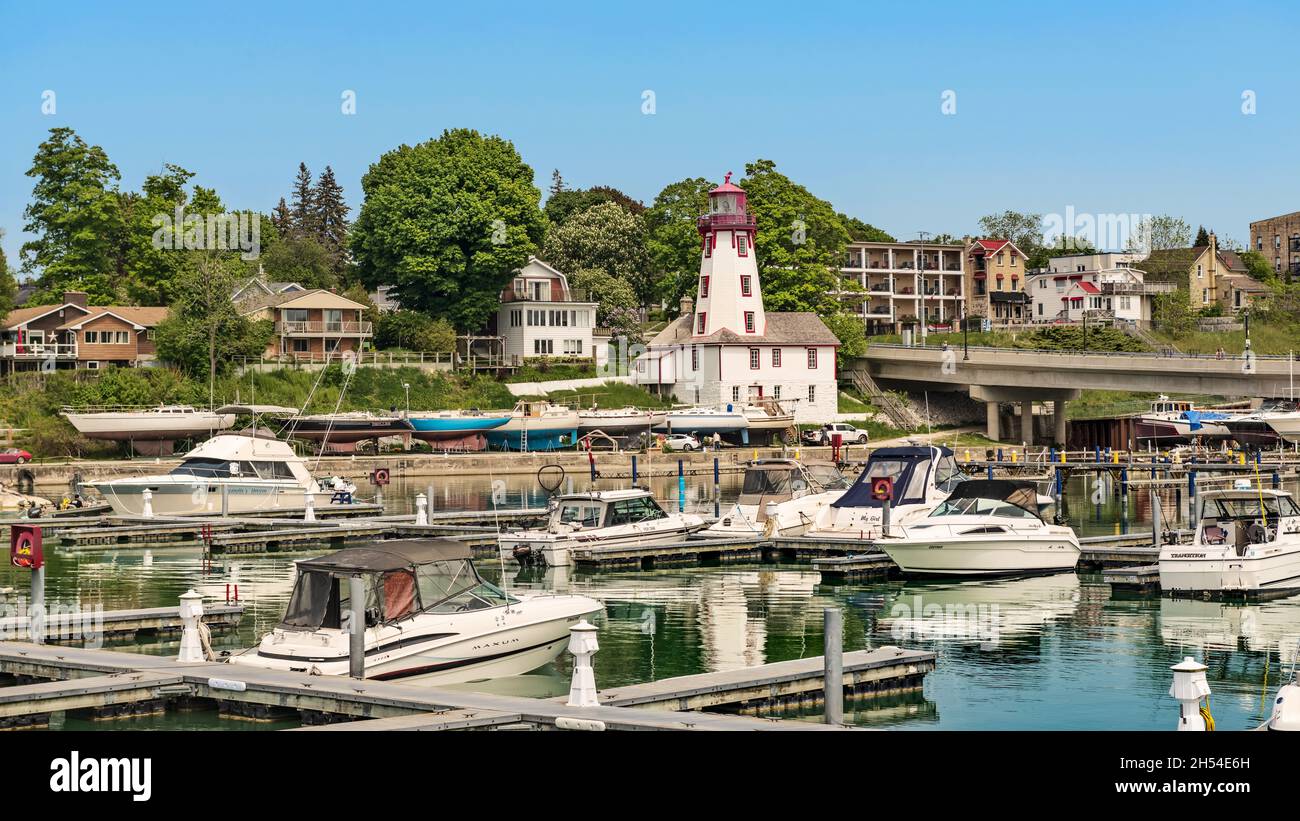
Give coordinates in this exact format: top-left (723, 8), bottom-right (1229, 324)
top-left (0, 603), bottom-right (244, 643)
top-left (0, 639), bottom-right (936, 730)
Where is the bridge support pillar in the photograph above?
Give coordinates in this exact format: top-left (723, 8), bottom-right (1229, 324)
top-left (985, 401), bottom-right (1000, 441)
top-left (1054, 400), bottom-right (1068, 447)
top-left (1020, 401), bottom-right (1034, 445)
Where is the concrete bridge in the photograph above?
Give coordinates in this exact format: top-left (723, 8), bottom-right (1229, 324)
top-left (848, 343), bottom-right (1300, 444)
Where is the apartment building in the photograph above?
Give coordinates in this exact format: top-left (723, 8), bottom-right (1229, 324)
top-left (964, 239), bottom-right (1030, 324)
top-left (838, 240), bottom-right (966, 334)
top-left (1249, 211), bottom-right (1300, 276)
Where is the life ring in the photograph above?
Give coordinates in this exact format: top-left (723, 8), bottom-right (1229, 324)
top-left (16, 468), bottom-right (35, 495)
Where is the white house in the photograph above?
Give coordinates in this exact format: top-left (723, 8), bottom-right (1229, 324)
top-left (496, 257), bottom-right (603, 367)
top-left (635, 173), bottom-right (839, 423)
top-left (1027, 252), bottom-right (1169, 324)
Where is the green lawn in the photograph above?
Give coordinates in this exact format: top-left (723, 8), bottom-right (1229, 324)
top-left (538, 381), bottom-right (673, 408)
top-left (1150, 323), bottom-right (1299, 356)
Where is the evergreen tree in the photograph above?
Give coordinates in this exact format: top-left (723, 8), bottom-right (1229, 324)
top-left (1195, 226), bottom-right (1210, 247)
top-left (549, 169), bottom-right (566, 196)
top-left (271, 197), bottom-right (292, 236)
top-left (290, 162), bottom-right (316, 237)
top-left (313, 165), bottom-right (350, 272)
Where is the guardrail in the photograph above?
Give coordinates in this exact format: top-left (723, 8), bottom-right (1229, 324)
top-left (275, 321), bottom-right (373, 335)
top-left (864, 342), bottom-right (1300, 361)
top-left (0, 343), bottom-right (78, 358)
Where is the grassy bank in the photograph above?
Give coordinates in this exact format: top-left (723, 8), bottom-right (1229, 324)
top-left (1150, 323), bottom-right (1298, 356)
top-left (536, 381), bottom-right (673, 408)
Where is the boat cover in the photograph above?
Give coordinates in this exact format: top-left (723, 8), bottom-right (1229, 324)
top-left (944, 479), bottom-right (1041, 516)
top-left (298, 539), bottom-right (471, 573)
top-left (831, 446), bottom-right (951, 509)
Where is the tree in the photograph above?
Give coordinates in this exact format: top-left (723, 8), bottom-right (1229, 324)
top-left (20, 127), bottom-right (126, 302)
top-left (549, 169), bottom-right (566, 197)
top-left (739, 159), bottom-right (850, 315)
top-left (290, 162), bottom-right (317, 237)
top-left (821, 312), bottom-right (866, 368)
top-left (314, 165), bottom-right (350, 272)
top-left (271, 197), bottom-right (292, 236)
top-left (978, 210), bottom-right (1045, 264)
top-left (374, 310), bottom-right (454, 352)
top-left (154, 251), bottom-right (269, 400)
top-left (1195, 226), bottom-right (1210, 247)
top-left (1152, 289), bottom-right (1195, 336)
top-left (541, 202), bottom-right (653, 304)
top-left (838, 214), bottom-right (895, 242)
top-left (1239, 250), bottom-right (1274, 281)
top-left (122, 163), bottom-right (194, 305)
top-left (1128, 215), bottom-right (1192, 254)
top-left (0, 228), bottom-right (17, 317)
top-left (544, 185), bottom-right (645, 226)
top-left (645, 177), bottom-right (713, 313)
top-left (350, 129), bottom-right (546, 331)
top-left (1034, 233), bottom-right (1097, 267)
top-left (260, 234), bottom-right (337, 289)
top-left (567, 266), bottom-right (638, 333)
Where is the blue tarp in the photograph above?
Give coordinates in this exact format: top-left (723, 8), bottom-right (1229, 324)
top-left (1181, 410), bottom-right (1229, 431)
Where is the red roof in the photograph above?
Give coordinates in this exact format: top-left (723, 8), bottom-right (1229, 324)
top-left (973, 239), bottom-right (1010, 254)
top-left (710, 171), bottom-right (745, 195)
top-left (1077, 282), bottom-right (1100, 294)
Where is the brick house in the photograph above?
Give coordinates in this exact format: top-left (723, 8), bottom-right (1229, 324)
top-left (237, 289), bottom-right (373, 362)
top-left (0, 291), bottom-right (167, 375)
top-left (964, 239), bottom-right (1030, 323)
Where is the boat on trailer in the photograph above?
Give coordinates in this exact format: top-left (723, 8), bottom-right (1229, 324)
top-left (878, 479), bottom-right (1081, 577)
top-left (407, 410), bottom-right (512, 442)
top-left (284, 411), bottom-right (415, 445)
top-left (577, 407), bottom-right (667, 435)
top-left (227, 538), bottom-right (602, 685)
top-left (1159, 486), bottom-right (1300, 599)
top-left (62, 404), bottom-right (236, 455)
top-left (706, 459), bottom-right (849, 537)
top-left (484, 401), bottom-right (580, 451)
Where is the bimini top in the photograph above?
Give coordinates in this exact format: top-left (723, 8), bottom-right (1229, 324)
top-left (945, 479), bottom-right (1040, 516)
top-left (298, 539), bottom-right (472, 573)
top-left (832, 446), bottom-right (954, 509)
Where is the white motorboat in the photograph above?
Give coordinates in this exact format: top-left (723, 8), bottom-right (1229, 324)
top-left (63, 404), bottom-right (236, 454)
top-left (1134, 395), bottom-right (1234, 443)
top-left (653, 406), bottom-right (748, 436)
top-left (707, 459), bottom-right (849, 537)
top-left (499, 488), bottom-right (706, 567)
top-left (577, 407), bottom-right (667, 435)
top-left (740, 399), bottom-right (796, 437)
top-left (227, 539), bottom-right (602, 685)
top-left (878, 479), bottom-right (1081, 577)
top-left (1159, 486), bottom-right (1300, 598)
top-left (808, 445), bottom-right (964, 538)
top-left (86, 434), bottom-right (357, 516)
top-left (1261, 410), bottom-right (1300, 444)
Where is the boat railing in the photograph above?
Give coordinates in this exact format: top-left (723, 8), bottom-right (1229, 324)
top-left (60, 404), bottom-right (208, 414)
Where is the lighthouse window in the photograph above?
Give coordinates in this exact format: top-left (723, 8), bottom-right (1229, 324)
top-left (701, 276), bottom-right (710, 298)
top-left (704, 236), bottom-right (712, 258)
top-left (744, 311), bottom-right (755, 332)
top-left (749, 348), bottom-right (760, 369)
top-left (807, 348), bottom-right (818, 369)
top-left (738, 235), bottom-right (749, 257)
top-left (741, 275), bottom-right (752, 296)
top-left (697, 313), bottom-right (707, 334)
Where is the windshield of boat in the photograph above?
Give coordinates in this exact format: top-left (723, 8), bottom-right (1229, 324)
top-left (806, 464), bottom-right (849, 490)
top-left (1204, 495), bottom-right (1300, 520)
top-left (604, 496), bottom-right (668, 526)
top-left (556, 501), bottom-right (604, 528)
top-left (930, 497), bottom-right (1039, 519)
top-left (170, 458), bottom-right (296, 480)
top-left (741, 467), bottom-right (805, 498)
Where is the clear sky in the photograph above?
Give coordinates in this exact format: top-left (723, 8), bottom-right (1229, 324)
top-left (2, 0), bottom-right (1298, 269)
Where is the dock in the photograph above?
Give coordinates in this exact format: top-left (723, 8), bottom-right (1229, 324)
top-left (0, 639), bottom-right (934, 730)
top-left (0, 603), bottom-right (243, 643)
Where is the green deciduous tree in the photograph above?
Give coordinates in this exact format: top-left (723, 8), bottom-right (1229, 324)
top-left (1128, 214), bottom-right (1192, 254)
top-left (978, 210), bottom-right (1045, 264)
top-left (567, 266), bottom-right (638, 336)
top-left (374, 310), bottom-right (455, 352)
top-left (0, 228), bottom-right (17, 316)
top-left (821, 312), bottom-right (867, 368)
top-left (541, 202), bottom-right (653, 305)
top-left (544, 185), bottom-right (645, 226)
top-left (261, 234), bottom-right (337, 289)
top-left (838, 214), bottom-right (895, 243)
top-left (645, 177), bottom-right (713, 313)
top-left (350, 129), bottom-right (546, 331)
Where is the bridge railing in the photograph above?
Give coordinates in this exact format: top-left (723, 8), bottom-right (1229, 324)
top-left (864, 342), bottom-right (1299, 362)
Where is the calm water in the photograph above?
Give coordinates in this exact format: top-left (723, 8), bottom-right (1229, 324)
top-left (4, 470), bottom-right (1299, 731)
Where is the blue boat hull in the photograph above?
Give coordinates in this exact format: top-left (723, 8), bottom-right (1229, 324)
top-left (409, 416), bottom-right (510, 441)
top-left (485, 428), bottom-right (577, 451)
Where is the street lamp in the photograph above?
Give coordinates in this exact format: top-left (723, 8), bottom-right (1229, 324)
top-left (962, 307), bottom-right (969, 361)
top-left (402, 382), bottom-right (410, 417)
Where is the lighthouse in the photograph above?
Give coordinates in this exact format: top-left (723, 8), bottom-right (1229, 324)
top-left (635, 172), bottom-right (840, 426)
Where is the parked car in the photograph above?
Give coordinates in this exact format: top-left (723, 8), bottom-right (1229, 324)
top-left (802, 423), bottom-right (869, 446)
top-left (0, 448), bottom-right (32, 464)
top-left (662, 433), bottom-right (701, 452)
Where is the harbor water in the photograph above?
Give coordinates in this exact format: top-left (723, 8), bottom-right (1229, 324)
top-left (4, 469), bottom-right (1298, 731)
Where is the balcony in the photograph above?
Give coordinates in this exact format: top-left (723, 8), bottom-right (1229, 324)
top-left (501, 288), bottom-right (591, 304)
top-left (275, 320), bottom-right (373, 336)
top-left (1099, 281), bottom-right (1176, 295)
top-left (697, 213), bottom-right (758, 230)
top-left (1, 342), bottom-right (78, 359)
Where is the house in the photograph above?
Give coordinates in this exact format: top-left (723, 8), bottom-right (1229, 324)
top-left (1026, 252), bottom-right (1171, 324)
top-left (237, 289), bottom-right (373, 362)
top-left (1217, 272), bottom-right (1269, 312)
top-left (231, 273), bottom-right (305, 306)
top-left (0, 291), bottom-right (167, 375)
top-left (964, 239), bottom-right (1030, 324)
top-left (837, 239), bottom-right (966, 334)
top-left (1249, 211), bottom-right (1300, 276)
top-left (494, 257), bottom-right (600, 366)
top-left (1140, 233), bottom-right (1251, 311)
top-left (634, 174), bottom-right (839, 423)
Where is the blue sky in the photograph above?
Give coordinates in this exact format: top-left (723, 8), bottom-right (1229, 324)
top-left (2, 0), bottom-right (1298, 270)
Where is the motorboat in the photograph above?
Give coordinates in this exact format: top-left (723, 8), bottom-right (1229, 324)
top-left (653, 406), bottom-right (748, 436)
top-left (1159, 486), bottom-right (1300, 598)
top-left (498, 488), bottom-right (706, 567)
top-left (63, 404), bottom-right (236, 454)
top-left (1267, 646), bottom-right (1300, 730)
top-left (0, 482), bottom-right (51, 511)
top-left (484, 401), bottom-right (580, 451)
top-left (407, 409), bottom-right (511, 442)
top-left (86, 434), bottom-right (358, 516)
top-left (739, 399), bottom-right (796, 442)
top-left (1261, 410), bottom-right (1300, 444)
top-left (284, 411), bottom-right (414, 445)
top-left (808, 445), bottom-right (965, 538)
top-left (577, 407), bottom-right (667, 435)
top-left (878, 479), bottom-right (1081, 577)
top-left (227, 538), bottom-right (603, 685)
top-left (1221, 412), bottom-right (1284, 449)
top-left (1134, 395), bottom-right (1234, 443)
top-left (706, 459), bottom-right (849, 537)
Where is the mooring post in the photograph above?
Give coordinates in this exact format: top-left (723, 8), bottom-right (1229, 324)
top-left (1169, 656), bottom-right (1211, 731)
top-left (141, 488), bottom-right (154, 519)
top-left (221, 484), bottom-right (230, 517)
top-left (631, 454), bottom-right (638, 484)
top-left (713, 456), bottom-right (721, 518)
top-left (30, 563), bottom-right (45, 645)
top-left (348, 575), bottom-right (366, 679)
top-left (677, 459), bottom-right (685, 513)
top-left (824, 607), bottom-right (843, 725)
top-left (375, 487), bottom-right (384, 511)
top-left (303, 492), bottom-right (316, 522)
top-left (1151, 489), bottom-right (1161, 548)
top-left (566, 619), bottom-right (600, 708)
top-left (177, 589), bottom-right (206, 663)
top-left (882, 497), bottom-right (891, 537)
top-left (415, 493), bottom-right (428, 525)
top-left (426, 484), bottom-right (435, 516)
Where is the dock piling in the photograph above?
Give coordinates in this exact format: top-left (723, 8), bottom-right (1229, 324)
top-left (304, 492), bottom-right (316, 522)
top-left (824, 608), bottom-right (843, 725)
top-left (348, 575), bottom-right (365, 679)
top-left (141, 488), bottom-right (154, 519)
top-left (177, 590), bottom-right (205, 663)
top-left (415, 493), bottom-right (428, 526)
top-left (566, 619), bottom-right (600, 708)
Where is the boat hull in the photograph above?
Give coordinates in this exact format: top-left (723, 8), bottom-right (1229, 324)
top-left (1222, 418), bottom-right (1283, 448)
top-left (1159, 546), bottom-right (1300, 597)
top-left (578, 412), bottom-right (667, 434)
top-left (287, 418), bottom-right (413, 444)
top-left (408, 415), bottom-right (511, 442)
top-left (707, 491), bottom-right (845, 538)
top-left (653, 413), bottom-right (748, 435)
top-left (88, 478), bottom-right (347, 516)
top-left (64, 412), bottom-right (236, 441)
top-left (881, 533), bottom-right (1081, 577)
top-left (1264, 413), bottom-right (1300, 444)
top-left (485, 412), bottom-right (581, 451)
top-left (499, 519), bottom-right (705, 566)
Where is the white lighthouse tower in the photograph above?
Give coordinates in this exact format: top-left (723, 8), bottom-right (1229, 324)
top-left (694, 172), bottom-right (765, 337)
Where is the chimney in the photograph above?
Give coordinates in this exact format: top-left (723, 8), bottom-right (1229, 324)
top-left (64, 291), bottom-right (88, 309)
top-left (680, 296), bottom-right (694, 318)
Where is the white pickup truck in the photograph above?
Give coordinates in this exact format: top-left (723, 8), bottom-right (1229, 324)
top-left (802, 422), bottom-right (870, 446)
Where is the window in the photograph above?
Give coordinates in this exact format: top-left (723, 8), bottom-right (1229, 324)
top-left (1037, 303), bottom-right (1044, 316)
top-left (772, 348), bottom-right (782, 367)
top-left (744, 311), bottom-right (755, 332)
top-left (773, 385), bottom-right (781, 399)
top-left (691, 345), bottom-right (699, 371)
top-left (1197, 264), bottom-right (1203, 278)
top-left (731, 386), bottom-right (741, 402)
top-left (997, 252), bottom-right (1004, 266)
top-left (534, 339), bottom-right (554, 355)
top-left (737, 234), bottom-right (749, 257)
top-left (704, 235), bottom-right (712, 258)
top-left (283, 308), bottom-right (308, 324)
top-left (1202, 288), bottom-right (1209, 304)
top-left (697, 313), bottom-right (707, 334)
top-left (808, 385), bottom-right (815, 403)
top-left (115, 331), bottom-right (129, 344)
top-left (85, 360), bottom-right (99, 370)
top-left (749, 348), bottom-right (760, 369)
top-left (740, 275), bottom-right (752, 296)
top-left (807, 348), bottom-right (818, 369)
top-left (85, 331), bottom-right (99, 343)
top-left (291, 339), bottom-right (309, 353)
top-left (700, 276), bottom-right (710, 298)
